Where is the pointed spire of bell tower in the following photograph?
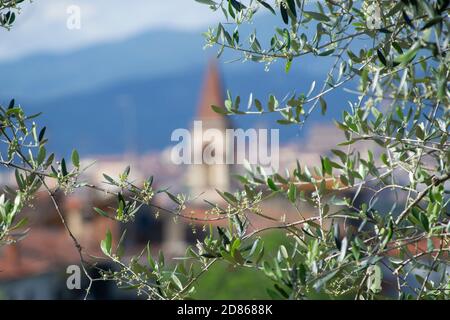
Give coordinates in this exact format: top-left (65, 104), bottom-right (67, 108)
top-left (185, 59), bottom-right (232, 200)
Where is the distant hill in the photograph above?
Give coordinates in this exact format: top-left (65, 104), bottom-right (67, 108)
top-left (0, 17), bottom-right (356, 157)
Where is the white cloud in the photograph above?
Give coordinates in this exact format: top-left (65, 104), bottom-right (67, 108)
top-left (0, 0), bottom-right (220, 61)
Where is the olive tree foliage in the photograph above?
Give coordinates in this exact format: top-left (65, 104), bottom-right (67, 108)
top-left (1, 0), bottom-right (449, 300)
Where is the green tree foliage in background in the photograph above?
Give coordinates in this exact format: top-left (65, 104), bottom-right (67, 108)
top-left (0, 0), bottom-right (449, 300)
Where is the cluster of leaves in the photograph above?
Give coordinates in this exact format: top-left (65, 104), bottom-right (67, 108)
top-left (0, 193), bottom-right (25, 246)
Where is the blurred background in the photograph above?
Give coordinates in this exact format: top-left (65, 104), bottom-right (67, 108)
top-left (0, 0), bottom-right (377, 299)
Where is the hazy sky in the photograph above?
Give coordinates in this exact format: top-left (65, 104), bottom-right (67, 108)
top-left (0, 0), bottom-right (220, 61)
